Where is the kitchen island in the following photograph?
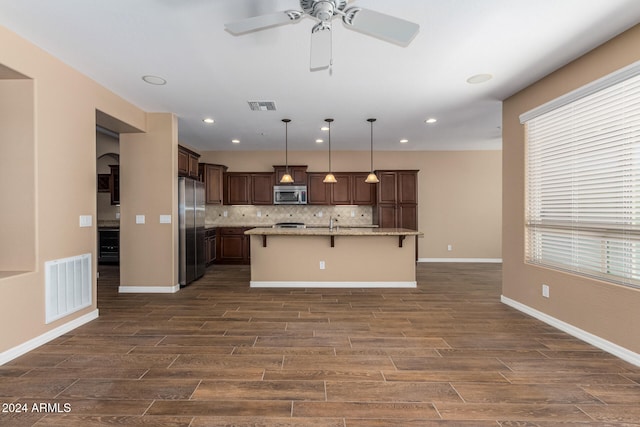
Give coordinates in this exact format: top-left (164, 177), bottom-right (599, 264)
top-left (245, 227), bottom-right (422, 288)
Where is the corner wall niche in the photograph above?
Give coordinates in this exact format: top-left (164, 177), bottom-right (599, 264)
top-left (0, 73), bottom-right (36, 273)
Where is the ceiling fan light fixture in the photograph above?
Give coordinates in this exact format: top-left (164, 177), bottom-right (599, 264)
top-left (225, 1), bottom-right (420, 71)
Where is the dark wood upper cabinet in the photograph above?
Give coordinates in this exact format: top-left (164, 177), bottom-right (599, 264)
top-left (109, 165), bottom-right (119, 205)
top-left (224, 172), bottom-right (275, 205)
top-left (199, 163), bottom-right (227, 205)
top-left (225, 173), bottom-right (251, 205)
top-left (178, 145), bottom-right (200, 179)
top-left (398, 171), bottom-right (418, 204)
top-left (273, 165), bottom-right (307, 185)
top-left (351, 173), bottom-right (376, 206)
top-left (308, 172), bottom-right (376, 206)
top-left (307, 173), bottom-right (330, 205)
top-left (251, 173), bottom-right (274, 205)
top-left (330, 173), bottom-right (352, 205)
top-left (378, 171), bottom-right (398, 204)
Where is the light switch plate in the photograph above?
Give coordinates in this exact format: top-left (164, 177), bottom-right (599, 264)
top-left (136, 215), bottom-right (145, 224)
top-left (79, 215), bottom-right (92, 227)
top-left (160, 214), bottom-right (171, 224)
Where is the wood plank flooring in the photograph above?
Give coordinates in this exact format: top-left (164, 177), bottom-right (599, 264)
top-left (1, 263), bottom-right (639, 426)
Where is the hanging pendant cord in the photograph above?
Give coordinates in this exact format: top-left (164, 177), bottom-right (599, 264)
top-left (367, 118), bottom-right (377, 173)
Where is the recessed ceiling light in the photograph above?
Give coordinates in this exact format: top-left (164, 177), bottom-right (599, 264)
top-left (203, 118), bottom-right (214, 124)
top-left (321, 126), bottom-right (329, 131)
top-left (466, 73), bottom-right (493, 84)
top-left (425, 118), bottom-right (437, 124)
top-left (316, 139), bottom-right (324, 143)
top-left (142, 75), bottom-right (167, 85)
top-left (400, 139), bottom-right (409, 144)
top-left (232, 139), bottom-right (240, 144)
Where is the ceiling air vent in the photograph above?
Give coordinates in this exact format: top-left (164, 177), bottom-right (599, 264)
top-left (248, 101), bottom-right (277, 111)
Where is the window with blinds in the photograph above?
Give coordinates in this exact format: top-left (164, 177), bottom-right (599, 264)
top-left (522, 62), bottom-right (640, 289)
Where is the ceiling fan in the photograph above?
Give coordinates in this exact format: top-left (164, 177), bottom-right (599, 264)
top-left (224, 0), bottom-right (420, 70)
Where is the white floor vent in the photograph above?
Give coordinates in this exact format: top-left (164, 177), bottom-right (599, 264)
top-left (45, 253), bottom-right (92, 324)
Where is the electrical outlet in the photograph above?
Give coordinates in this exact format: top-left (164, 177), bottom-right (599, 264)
top-left (351, 210), bottom-right (355, 217)
top-left (447, 244), bottom-right (452, 251)
top-left (223, 211), bottom-right (228, 217)
top-left (257, 210), bottom-right (262, 217)
top-left (542, 284), bottom-right (550, 298)
top-left (319, 261), bottom-right (325, 270)
top-left (317, 211), bottom-right (323, 217)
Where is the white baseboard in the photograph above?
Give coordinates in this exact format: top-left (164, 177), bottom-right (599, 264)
top-left (119, 284), bottom-right (180, 293)
top-left (419, 258), bottom-right (503, 263)
top-left (0, 309), bottom-right (99, 366)
top-left (501, 295), bottom-right (640, 367)
top-left (250, 281), bottom-right (417, 288)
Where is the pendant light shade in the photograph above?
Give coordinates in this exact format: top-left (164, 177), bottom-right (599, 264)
top-left (365, 118), bottom-right (379, 183)
top-left (323, 118), bottom-right (337, 183)
top-left (280, 119), bottom-right (294, 183)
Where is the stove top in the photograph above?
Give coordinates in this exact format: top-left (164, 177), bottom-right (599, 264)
top-left (273, 222), bottom-right (306, 229)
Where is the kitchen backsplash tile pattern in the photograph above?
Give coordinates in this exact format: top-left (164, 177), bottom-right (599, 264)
top-left (206, 205), bottom-right (373, 227)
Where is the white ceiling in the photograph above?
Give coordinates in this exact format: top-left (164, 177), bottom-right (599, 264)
top-left (1, 0), bottom-right (640, 151)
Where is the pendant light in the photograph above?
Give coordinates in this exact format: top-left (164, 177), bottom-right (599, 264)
top-left (280, 119), bottom-right (294, 183)
top-left (365, 118), bottom-right (379, 183)
top-left (323, 118), bottom-right (337, 183)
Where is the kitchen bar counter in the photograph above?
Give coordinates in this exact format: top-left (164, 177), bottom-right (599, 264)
top-left (245, 227), bottom-right (422, 288)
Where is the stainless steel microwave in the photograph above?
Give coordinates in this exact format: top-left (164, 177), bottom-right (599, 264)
top-left (273, 185), bottom-right (307, 205)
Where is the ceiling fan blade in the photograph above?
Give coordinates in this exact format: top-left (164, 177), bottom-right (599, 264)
top-left (310, 22), bottom-right (332, 70)
top-left (225, 10), bottom-right (302, 35)
top-left (342, 7), bottom-right (419, 46)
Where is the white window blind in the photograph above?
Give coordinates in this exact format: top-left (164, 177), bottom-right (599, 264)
top-left (523, 65), bottom-right (640, 289)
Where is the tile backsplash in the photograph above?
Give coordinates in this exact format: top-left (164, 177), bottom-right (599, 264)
top-left (205, 205), bottom-right (373, 227)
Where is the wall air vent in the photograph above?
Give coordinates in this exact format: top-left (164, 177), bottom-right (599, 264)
top-left (248, 101), bottom-right (277, 111)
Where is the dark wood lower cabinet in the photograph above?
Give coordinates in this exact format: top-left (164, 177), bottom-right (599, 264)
top-left (216, 227), bottom-right (250, 265)
top-left (205, 228), bottom-right (216, 266)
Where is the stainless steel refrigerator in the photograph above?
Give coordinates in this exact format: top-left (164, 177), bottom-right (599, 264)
top-left (178, 177), bottom-right (206, 287)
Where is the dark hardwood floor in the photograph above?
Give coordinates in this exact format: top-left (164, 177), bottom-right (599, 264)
top-left (1, 263), bottom-right (639, 426)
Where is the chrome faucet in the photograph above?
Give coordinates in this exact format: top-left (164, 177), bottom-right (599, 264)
top-left (329, 216), bottom-right (338, 231)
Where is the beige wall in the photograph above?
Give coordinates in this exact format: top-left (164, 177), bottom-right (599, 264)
top-left (0, 79), bottom-right (35, 271)
top-left (250, 235), bottom-right (416, 283)
top-left (503, 24), bottom-right (640, 353)
top-left (120, 113), bottom-right (178, 289)
top-left (200, 150), bottom-right (502, 260)
top-left (0, 24), bottom-right (168, 357)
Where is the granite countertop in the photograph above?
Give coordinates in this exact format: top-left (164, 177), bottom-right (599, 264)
top-left (98, 220), bottom-right (120, 228)
top-left (244, 227), bottom-right (422, 237)
top-left (206, 223), bottom-right (378, 229)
